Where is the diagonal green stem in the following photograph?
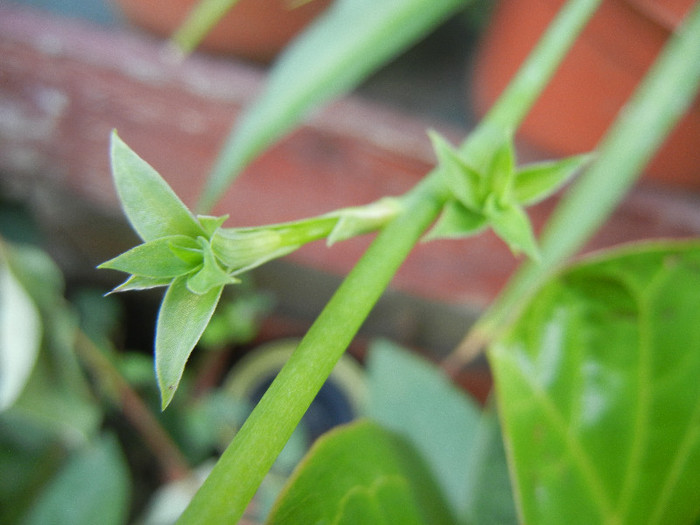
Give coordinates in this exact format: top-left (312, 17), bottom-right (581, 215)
top-left (178, 175), bottom-right (448, 524)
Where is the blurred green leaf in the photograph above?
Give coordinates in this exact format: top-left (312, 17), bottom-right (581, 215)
top-left (514, 153), bottom-right (591, 206)
top-left (110, 131), bottom-right (205, 242)
top-left (484, 196), bottom-right (539, 260)
top-left (463, 406), bottom-right (517, 525)
top-left (366, 339), bottom-right (481, 518)
top-left (267, 419), bottom-right (453, 525)
top-left (198, 0), bottom-right (469, 210)
top-left (490, 241), bottom-right (700, 524)
top-left (22, 433), bottom-right (130, 525)
top-left (171, 0), bottom-right (242, 53)
top-left (156, 277), bottom-right (223, 409)
top-left (424, 200), bottom-right (487, 241)
top-left (0, 246), bottom-right (42, 411)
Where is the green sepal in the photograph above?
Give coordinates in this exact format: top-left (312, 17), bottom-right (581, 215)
top-left (186, 238), bottom-right (240, 295)
top-left (98, 235), bottom-right (200, 278)
top-left (514, 153), bottom-right (592, 206)
top-left (211, 228), bottom-right (298, 274)
top-left (429, 130), bottom-right (482, 211)
top-left (484, 196), bottom-right (540, 260)
top-left (110, 131), bottom-right (206, 242)
top-left (156, 276), bottom-right (223, 409)
top-left (424, 200), bottom-right (488, 241)
top-left (327, 197), bottom-right (403, 245)
top-left (108, 275), bottom-right (173, 294)
top-left (486, 130), bottom-right (516, 206)
top-left (168, 236), bottom-right (204, 266)
top-left (197, 214), bottom-right (229, 237)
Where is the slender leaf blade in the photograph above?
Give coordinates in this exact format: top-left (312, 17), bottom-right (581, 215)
top-left (490, 241), bottom-right (700, 524)
top-left (110, 131), bottom-right (205, 241)
top-left (198, 0), bottom-right (469, 210)
top-left (267, 419), bottom-right (453, 525)
top-left (156, 277), bottom-right (223, 409)
top-left (98, 235), bottom-right (201, 278)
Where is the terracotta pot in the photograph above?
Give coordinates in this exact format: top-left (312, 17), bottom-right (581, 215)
top-left (113, 0), bottom-right (331, 62)
top-left (471, 0), bottom-right (699, 189)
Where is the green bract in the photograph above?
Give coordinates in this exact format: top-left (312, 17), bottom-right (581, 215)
top-left (427, 130), bottom-right (591, 259)
top-left (101, 132), bottom-right (403, 408)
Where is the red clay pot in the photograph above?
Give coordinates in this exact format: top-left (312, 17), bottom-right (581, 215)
top-left (113, 0), bottom-right (331, 62)
top-left (471, 0), bottom-right (699, 189)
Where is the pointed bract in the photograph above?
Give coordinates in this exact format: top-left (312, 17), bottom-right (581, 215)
top-left (110, 131), bottom-right (206, 242)
top-left (514, 153), bottom-right (592, 206)
top-left (156, 277), bottom-right (223, 409)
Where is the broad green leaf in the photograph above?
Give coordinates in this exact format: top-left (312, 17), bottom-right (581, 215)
top-left (429, 130), bottom-right (482, 211)
top-left (366, 339), bottom-right (481, 518)
top-left (424, 200), bottom-right (487, 241)
top-left (22, 433), bottom-right (130, 525)
top-left (156, 276), bottom-right (223, 409)
top-left (110, 131), bottom-right (205, 241)
top-left (99, 235), bottom-right (201, 278)
top-left (490, 241), bottom-right (700, 525)
top-left (514, 153), bottom-right (591, 206)
top-left (267, 419), bottom-right (454, 525)
top-left (0, 249), bottom-right (41, 411)
top-left (462, 406), bottom-right (517, 525)
top-left (171, 0), bottom-right (242, 53)
top-left (198, 0), bottom-right (469, 210)
top-left (485, 196), bottom-right (539, 260)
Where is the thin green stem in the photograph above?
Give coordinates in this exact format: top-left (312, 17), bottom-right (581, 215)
top-left (450, 0), bottom-right (700, 366)
top-left (460, 0), bottom-right (602, 157)
top-left (178, 175), bottom-right (448, 524)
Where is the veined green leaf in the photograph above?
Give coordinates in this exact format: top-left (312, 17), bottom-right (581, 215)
top-left (490, 241), bottom-right (700, 525)
top-left (99, 235), bottom-right (201, 278)
top-left (485, 196), bottom-right (540, 260)
top-left (198, 0), bottom-right (469, 210)
top-left (267, 420), bottom-right (454, 525)
top-left (156, 276), bottom-right (223, 409)
top-left (424, 200), bottom-right (487, 241)
top-left (110, 131), bottom-right (205, 241)
top-left (515, 153), bottom-right (591, 206)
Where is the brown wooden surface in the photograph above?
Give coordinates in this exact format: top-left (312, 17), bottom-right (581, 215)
top-left (2, 4), bottom-right (700, 309)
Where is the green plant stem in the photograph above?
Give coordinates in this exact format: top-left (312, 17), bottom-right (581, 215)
top-left (74, 331), bottom-right (191, 482)
top-left (449, 0), bottom-right (700, 367)
top-left (178, 175), bottom-right (448, 524)
top-left (460, 0), bottom-right (601, 157)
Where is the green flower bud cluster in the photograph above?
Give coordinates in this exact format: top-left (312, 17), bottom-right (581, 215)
top-left (427, 128), bottom-right (591, 259)
top-left (100, 132), bottom-right (401, 408)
